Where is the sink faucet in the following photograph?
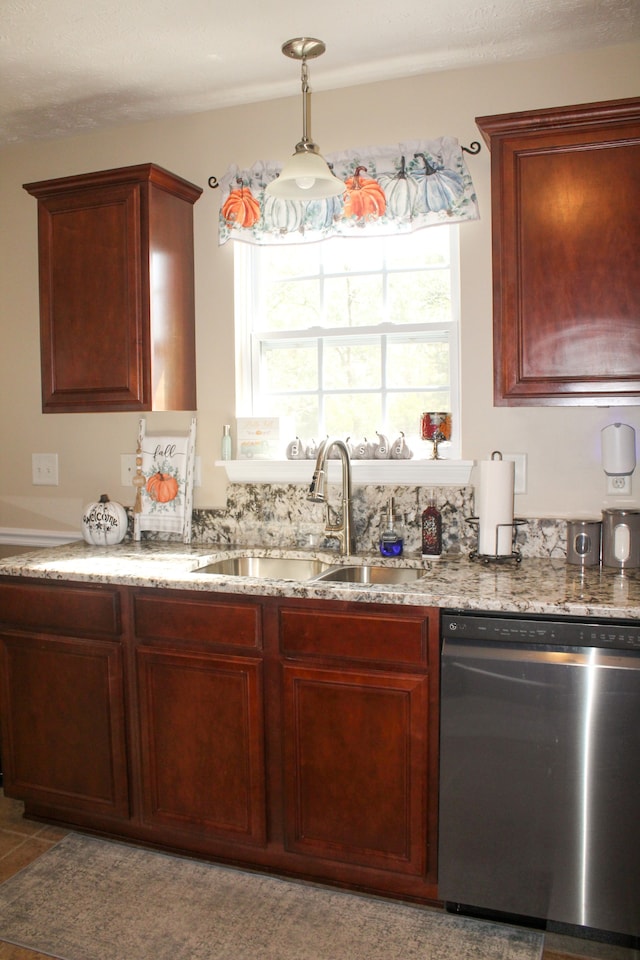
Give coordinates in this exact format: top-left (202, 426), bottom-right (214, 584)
top-left (308, 437), bottom-right (356, 556)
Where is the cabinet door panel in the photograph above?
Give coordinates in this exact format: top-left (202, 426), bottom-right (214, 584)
top-left (38, 185), bottom-right (145, 409)
top-left (137, 647), bottom-right (267, 846)
top-left (0, 634), bottom-right (129, 818)
top-left (477, 97), bottom-right (640, 405)
top-left (518, 143), bottom-right (640, 382)
top-left (282, 664), bottom-right (429, 876)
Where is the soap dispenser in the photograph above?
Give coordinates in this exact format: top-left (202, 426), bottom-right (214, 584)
top-left (221, 424), bottom-right (232, 461)
top-left (379, 497), bottom-right (404, 557)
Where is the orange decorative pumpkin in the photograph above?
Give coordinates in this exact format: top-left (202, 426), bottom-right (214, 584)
top-left (221, 179), bottom-right (261, 228)
top-left (343, 166), bottom-right (386, 222)
top-left (146, 472), bottom-right (179, 503)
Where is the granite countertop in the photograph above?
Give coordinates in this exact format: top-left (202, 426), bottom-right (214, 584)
top-left (1, 539), bottom-right (639, 620)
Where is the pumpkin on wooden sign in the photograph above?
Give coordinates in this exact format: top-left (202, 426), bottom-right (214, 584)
top-left (146, 472), bottom-right (179, 503)
top-left (82, 494), bottom-right (128, 546)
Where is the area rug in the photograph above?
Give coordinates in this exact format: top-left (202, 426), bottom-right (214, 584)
top-left (0, 834), bottom-right (543, 960)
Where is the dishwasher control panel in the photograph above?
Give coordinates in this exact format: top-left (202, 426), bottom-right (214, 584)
top-left (442, 612), bottom-right (640, 651)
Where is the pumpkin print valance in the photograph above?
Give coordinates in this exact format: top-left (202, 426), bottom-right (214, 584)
top-left (218, 137), bottom-right (479, 245)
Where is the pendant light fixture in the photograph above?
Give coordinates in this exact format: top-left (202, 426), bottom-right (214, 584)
top-left (266, 38), bottom-right (345, 201)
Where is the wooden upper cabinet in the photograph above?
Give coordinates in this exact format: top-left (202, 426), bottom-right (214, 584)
top-left (24, 164), bottom-right (202, 413)
top-left (476, 97), bottom-right (640, 406)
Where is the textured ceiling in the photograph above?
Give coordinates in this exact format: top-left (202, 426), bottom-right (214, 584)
top-left (1, 0), bottom-right (638, 145)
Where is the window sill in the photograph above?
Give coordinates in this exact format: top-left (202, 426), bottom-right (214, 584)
top-left (216, 459), bottom-right (474, 486)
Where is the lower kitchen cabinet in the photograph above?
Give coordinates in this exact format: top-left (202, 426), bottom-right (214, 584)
top-left (278, 601), bottom-right (439, 896)
top-left (282, 662), bottom-right (429, 875)
top-left (0, 579), bottom-right (129, 820)
top-left (133, 589), bottom-right (267, 846)
top-left (136, 649), bottom-right (266, 844)
top-left (0, 579), bottom-right (440, 904)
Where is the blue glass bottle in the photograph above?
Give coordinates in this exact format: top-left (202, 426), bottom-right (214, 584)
top-left (379, 497), bottom-right (404, 557)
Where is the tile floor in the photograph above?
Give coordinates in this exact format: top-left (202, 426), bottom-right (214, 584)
top-left (0, 789), bottom-right (636, 960)
top-left (0, 789), bottom-right (68, 959)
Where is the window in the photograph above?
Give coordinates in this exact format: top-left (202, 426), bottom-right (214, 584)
top-left (235, 226), bottom-right (460, 457)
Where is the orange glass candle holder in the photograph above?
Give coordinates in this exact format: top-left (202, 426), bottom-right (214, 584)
top-left (421, 412), bottom-right (452, 459)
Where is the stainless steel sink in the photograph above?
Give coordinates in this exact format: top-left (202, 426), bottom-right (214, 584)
top-left (314, 564), bottom-right (425, 584)
top-left (197, 556), bottom-right (333, 580)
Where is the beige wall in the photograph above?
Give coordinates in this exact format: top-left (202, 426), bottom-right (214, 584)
top-left (1, 43), bottom-right (639, 534)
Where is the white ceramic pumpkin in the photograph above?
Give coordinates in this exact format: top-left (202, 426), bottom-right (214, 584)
top-left (390, 431), bottom-right (414, 460)
top-left (373, 431), bottom-right (390, 460)
top-left (286, 437), bottom-right (307, 461)
top-left (81, 494), bottom-right (128, 546)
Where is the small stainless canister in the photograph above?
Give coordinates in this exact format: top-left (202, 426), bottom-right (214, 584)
top-left (567, 520), bottom-right (601, 566)
top-left (602, 509), bottom-right (640, 570)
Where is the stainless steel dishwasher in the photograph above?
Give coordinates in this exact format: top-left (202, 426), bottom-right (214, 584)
top-left (439, 612), bottom-right (640, 941)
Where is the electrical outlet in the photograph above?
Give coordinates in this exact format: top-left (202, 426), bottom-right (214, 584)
top-left (607, 474), bottom-right (632, 495)
top-left (120, 454), bottom-right (201, 487)
top-left (32, 453), bottom-right (59, 486)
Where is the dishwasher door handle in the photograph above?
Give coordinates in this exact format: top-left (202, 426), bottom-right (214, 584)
top-left (442, 638), bottom-right (640, 673)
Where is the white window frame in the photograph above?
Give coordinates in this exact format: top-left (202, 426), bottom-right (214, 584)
top-left (233, 228), bottom-right (464, 468)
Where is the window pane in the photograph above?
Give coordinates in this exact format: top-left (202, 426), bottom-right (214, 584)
top-left (387, 340), bottom-right (449, 387)
top-left (264, 279), bottom-right (320, 330)
top-left (261, 342), bottom-right (318, 392)
top-left (325, 393), bottom-right (382, 439)
top-left (268, 394), bottom-right (319, 439)
top-left (324, 341), bottom-right (381, 390)
top-left (322, 236), bottom-right (384, 273)
top-left (388, 270), bottom-right (451, 324)
top-left (324, 275), bottom-right (384, 327)
top-left (386, 230), bottom-right (449, 268)
top-left (262, 243), bottom-right (320, 278)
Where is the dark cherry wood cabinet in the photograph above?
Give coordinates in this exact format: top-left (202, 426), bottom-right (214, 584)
top-left (23, 164), bottom-right (202, 413)
top-left (132, 591), bottom-right (267, 847)
top-left (0, 580), bottom-right (440, 905)
top-left (278, 601), bottom-right (439, 897)
top-left (476, 97), bottom-right (640, 406)
top-left (0, 580), bottom-right (129, 820)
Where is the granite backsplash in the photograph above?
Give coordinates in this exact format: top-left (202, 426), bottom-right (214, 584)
top-left (179, 483), bottom-right (568, 560)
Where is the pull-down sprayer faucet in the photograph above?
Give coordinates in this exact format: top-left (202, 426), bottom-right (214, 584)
top-left (307, 437), bottom-right (356, 556)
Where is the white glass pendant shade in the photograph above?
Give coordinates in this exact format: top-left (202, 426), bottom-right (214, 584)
top-left (266, 148), bottom-right (345, 200)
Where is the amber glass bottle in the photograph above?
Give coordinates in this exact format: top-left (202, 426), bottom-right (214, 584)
top-left (421, 495), bottom-right (442, 557)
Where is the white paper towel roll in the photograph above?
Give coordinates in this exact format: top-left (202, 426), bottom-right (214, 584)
top-left (477, 453), bottom-right (515, 556)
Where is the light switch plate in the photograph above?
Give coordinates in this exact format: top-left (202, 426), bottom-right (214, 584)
top-left (32, 453), bottom-right (59, 485)
top-left (120, 454), bottom-right (138, 486)
top-left (502, 453), bottom-right (527, 495)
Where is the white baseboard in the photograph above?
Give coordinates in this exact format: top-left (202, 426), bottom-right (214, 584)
top-left (0, 527), bottom-right (82, 547)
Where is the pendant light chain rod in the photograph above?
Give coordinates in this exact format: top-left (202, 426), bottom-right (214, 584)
top-left (299, 58), bottom-right (313, 151)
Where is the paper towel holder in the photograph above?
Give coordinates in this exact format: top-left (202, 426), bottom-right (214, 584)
top-left (466, 517), bottom-right (527, 564)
